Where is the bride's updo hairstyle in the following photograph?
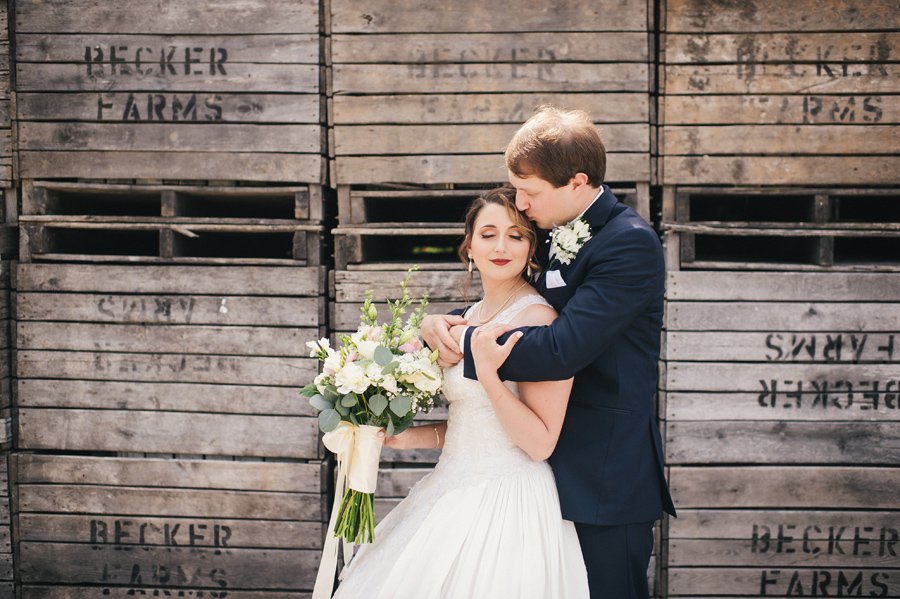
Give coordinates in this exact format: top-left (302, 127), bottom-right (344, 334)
top-left (457, 186), bottom-right (541, 303)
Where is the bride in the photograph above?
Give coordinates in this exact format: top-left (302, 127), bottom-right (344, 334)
top-left (331, 186), bottom-right (589, 598)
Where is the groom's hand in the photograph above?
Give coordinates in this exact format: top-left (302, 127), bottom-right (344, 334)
top-left (422, 314), bottom-right (467, 367)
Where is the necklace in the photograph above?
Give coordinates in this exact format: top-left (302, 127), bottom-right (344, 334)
top-left (477, 279), bottom-right (529, 324)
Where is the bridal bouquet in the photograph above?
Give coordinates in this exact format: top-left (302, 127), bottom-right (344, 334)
top-left (302, 267), bottom-right (442, 545)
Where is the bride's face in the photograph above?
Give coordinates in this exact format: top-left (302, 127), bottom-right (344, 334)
top-left (468, 203), bottom-right (531, 283)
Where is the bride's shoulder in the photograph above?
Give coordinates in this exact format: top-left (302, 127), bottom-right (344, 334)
top-left (508, 294), bottom-right (557, 327)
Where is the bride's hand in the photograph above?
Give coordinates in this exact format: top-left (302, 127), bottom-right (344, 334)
top-left (471, 323), bottom-right (522, 379)
top-left (381, 427), bottom-right (417, 450)
top-left (422, 314), bottom-right (467, 367)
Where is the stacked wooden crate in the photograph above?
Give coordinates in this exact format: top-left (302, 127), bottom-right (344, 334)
top-left (11, 0), bottom-right (331, 595)
top-left (659, 1), bottom-right (900, 597)
top-left (14, 263), bottom-right (327, 596)
top-left (0, 3), bottom-right (10, 197)
top-left (0, 261), bottom-right (11, 598)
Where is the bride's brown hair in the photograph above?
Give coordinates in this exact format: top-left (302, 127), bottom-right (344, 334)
top-left (457, 186), bottom-right (541, 303)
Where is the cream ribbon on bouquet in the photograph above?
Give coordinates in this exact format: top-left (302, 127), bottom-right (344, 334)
top-left (313, 422), bottom-right (384, 599)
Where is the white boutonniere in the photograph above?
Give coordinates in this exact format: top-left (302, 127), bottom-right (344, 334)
top-left (548, 217), bottom-right (592, 267)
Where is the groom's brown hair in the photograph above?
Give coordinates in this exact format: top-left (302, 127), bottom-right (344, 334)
top-left (505, 105), bottom-right (606, 188)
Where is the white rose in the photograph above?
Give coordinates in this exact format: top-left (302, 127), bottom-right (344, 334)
top-left (355, 339), bottom-right (380, 361)
top-left (323, 350), bottom-right (342, 375)
top-left (334, 362), bottom-right (369, 394)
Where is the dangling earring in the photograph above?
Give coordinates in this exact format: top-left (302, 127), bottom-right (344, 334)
top-left (468, 254), bottom-right (473, 273)
top-left (527, 263), bottom-right (532, 278)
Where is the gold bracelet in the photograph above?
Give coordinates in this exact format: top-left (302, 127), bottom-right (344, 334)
top-left (431, 425), bottom-right (440, 449)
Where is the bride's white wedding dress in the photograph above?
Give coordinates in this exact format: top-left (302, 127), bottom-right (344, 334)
top-left (333, 295), bottom-right (589, 599)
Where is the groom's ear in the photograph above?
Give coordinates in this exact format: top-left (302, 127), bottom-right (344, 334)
top-left (569, 172), bottom-right (589, 191)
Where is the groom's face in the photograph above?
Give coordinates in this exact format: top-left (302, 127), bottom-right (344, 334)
top-left (508, 171), bottom-right (574, 230)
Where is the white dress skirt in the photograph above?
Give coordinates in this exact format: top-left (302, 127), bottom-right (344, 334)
top-left (332, 295), bottom-right (589, 599)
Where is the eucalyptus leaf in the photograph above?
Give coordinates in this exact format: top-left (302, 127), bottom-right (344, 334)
top-left (369, 394), bottom-right (388, 416)
top-left (380, 361), bottom-right (400, 376)
top-left (318, 409), bottom-right (341, 432)
top-left (323, 386), bottom-right (340, 402)
top-left (300, 383), bottom-right (319, 397)
top-left (334, 401), bottom-right (350, 416)
top-left (385, 419), bottom-right (395, 438)
top-left (390, 394), bottom-right (412, 417)
top-left (341, 393), bottom-right (359, 408)
top-left (309, 394), bottom-right (334, 412)
top-left (355, 359), bottom-right (373, 366)
top-left (374, 345), bottom-right (394, 367)
top-left (348, 412), bottom-right (360, 426)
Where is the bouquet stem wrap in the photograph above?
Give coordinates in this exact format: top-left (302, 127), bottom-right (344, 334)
top-left (313, 422), bottom-right (384, 599)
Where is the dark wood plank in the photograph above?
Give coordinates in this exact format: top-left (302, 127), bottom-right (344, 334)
top-left (666, 0), bottom-right (900, 32)
top-left (17, 350), bottom-right (318, 386)
top-left (19, 151), bottom-right (325, 183)
top-left (333, 93), bottom-right (649, 124)
top-left (331, 0), bottom-right (648, 33)
top-left (17, 293), bottom-right (320, 326)
top-left (17, 379), bottom-right (317, 416)
top-left (18, 92), bottom-right (320, 123)
top-left (669, 466), bottom-right (898, 509)
top-left (661, 156), bottom-right (900, 186)
top-left (334, 63), bottom-right (648, 94)
top-left (667, 271), bottom-right (900, 301)
top-left (16, 454), bottom-right (323, 492)
top-left (18, 409), bottom-right (320, 458)
top-left (19, 123), bottom-right (322, 153)
top-left (17, 264), bottom-right (325, 295)
top-left (662, 94), bottom-right (900, 125)
top-left (15, 0), bottom-right (319, 34)
top-left (333, 32), bottom-right (648, 63)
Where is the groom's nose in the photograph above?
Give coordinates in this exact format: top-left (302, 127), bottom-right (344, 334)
top-left (515, 191), bottom-right (529, 211)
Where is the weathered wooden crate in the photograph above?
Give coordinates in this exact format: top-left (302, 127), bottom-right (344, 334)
top-left (19, 182), bottom-right (327, 264)
top-left (15, 263), bottom-right (326, 458)
top-left (329, 0), bottom-right (654, 219)
top-left (12, 453), bottom-right (324, 597)
top-left (662, 270), bottom-right (900, 597)
top-left (0, 5), bottom-right (11, 189)
top-left (662, 187), bottom-right (900, 271)
top-left (15, 0), bottom-right (325, 184)
top-left (0, 453), bottom-right (12, 595)
top-left (659, 0), bottom-right (900, 186)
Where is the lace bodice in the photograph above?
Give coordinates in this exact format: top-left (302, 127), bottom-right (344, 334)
top-left (436, 294), bottom-right (553, 483)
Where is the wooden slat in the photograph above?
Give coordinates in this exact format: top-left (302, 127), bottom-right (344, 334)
top-left (17, 350), bottom-right (317, 386)
top-left (333, 269), bottom-right (478, 302)
top-left (18, 63), bottom-right (319, 93)
top-left (670, 508), bottom-right (900, 539)
top-left (17, 379), bottom-right (317, 417)
top-left (662, 155), bottom-right (900, 186)
top-left (331, 0), bottom-right (648, 33)
top-left (19, 123), bottom-right (322, 153)
top-left (334, 63), bottom-right (649, 94)
top-left (20, 589), bottom-right (310, 599)
top-left (16, 33), bottom-right (318, 62)
top-left (19, 543), bottom-right (319, 588)
top-left (663, 94), bottom-right (900, 125)
top-left (665, 0), bottom-right (900, 32)
top-left (668, 567), bottom-right (900, 596)
top-left (19, 409), bottom-right (320, 457)
top-left (18, 92), bottom-right (320, 123)
top-left (331, 300), bottom-right (462, 331)
top-left (670, 539), bottom-right (900, 567)
top-left (17, 264), bottom-right (325, 295)
top-left (333, 93), bottom-right (650, 124)
top-left (18, 485), bottom-right (321, 521)
top-left (664, 64), bottom-right (900, 95)
top-left (665, 331), bottom-right (897, 362)
top-left (15, 0), bottom-right (320, 34)
top-left (667, 421), bottom-right (900, 464)
top-left (662, 125), bottom-right (900, 155)
top-left (17, 293), bottom-right (320, 326)
top-left (335, 123), bottom-right (650, 155)
top-left (19, 151), bottom-right (325, 183)
top-left (18, 322), bottom-right (318, 356)
top-left (335, 153), bottom-right (650, 185)
top-left (666, 362), bottom-right (897, 392)
top-left (333, 32), bottom-right (648, 63)
top-left (666, 302), bottom-right (900, 331)
top-left (665, 31), bottom-right (900, 64)
top-left (666, 391), bottom-right (900, 421)
top-left (16, 454), bottom-right (322, 492)
top-left (18, 513), bottom-right (323, 549)
top-left (669, 466), bottom-right (897, 509)
top-left (667, 271), bottom-right (900, 301)
top-left (375, 468), bottom-right (432, 497)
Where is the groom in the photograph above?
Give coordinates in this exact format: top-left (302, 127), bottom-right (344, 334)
top-left (422, 105), bottom-right (675, 598)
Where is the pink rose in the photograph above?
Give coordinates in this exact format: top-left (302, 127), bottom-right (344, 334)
top-left (399, 338), bottom-right (422, 354)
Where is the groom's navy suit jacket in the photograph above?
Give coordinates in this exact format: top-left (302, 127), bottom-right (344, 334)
top-left (461, 185), bottom-right (676, 526)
